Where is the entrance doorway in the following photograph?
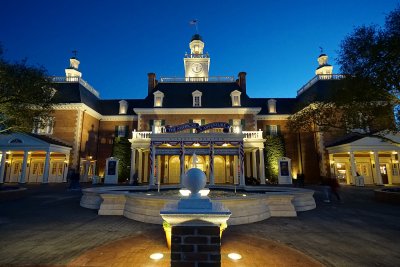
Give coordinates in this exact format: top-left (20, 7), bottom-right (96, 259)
top-left (29, 161), bottom-right (44, 183)
top-left (168, 156), bottom-right (180, 184)
top-left (9, 161), bottom-right (22, 183)
top-left (214, 156), bottom-right (226, 184)
top-left (380, 164), bottom-right (389, 184)
top-left (49, 161), bottom-right (65, 183)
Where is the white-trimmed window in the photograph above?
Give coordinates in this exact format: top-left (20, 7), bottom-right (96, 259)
top-left (33, 117), bottom-right (54, 135)
top-left (268, 99), bottom-right (277, 113)
top-left (230, 90), bottom-right (241, 107)
top-left (192, 90), bottom-right (202, 107)
top-left (117, 125), bottom-right (127, 137)
top-left (270, 125), bottom-right (278, 136)
top-left (119, 100), bottom-right (128, 114)
top-left (153, 90), bottom-right (164, 107)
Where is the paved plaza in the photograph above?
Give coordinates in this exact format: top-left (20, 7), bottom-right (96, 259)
top-left (0, 184), bottom-right (399, 267)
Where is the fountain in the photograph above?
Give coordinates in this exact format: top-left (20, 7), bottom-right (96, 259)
top-left (80, 153), bottom-right (316, 224)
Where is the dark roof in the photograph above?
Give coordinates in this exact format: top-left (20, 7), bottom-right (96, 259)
top-left (295, 79), bottom-right (343, 108)
top-left (191, 34), bottom-right (203, 41)
top-left (52, 82), bottom-right (102, 113)
top-left (249, 98), bottom-right (297, 115)
top-left (325, 133), bottom-right (364, 148)
top-left (148, 82), bottom-right (256, 108)
top-left (99, 99), bottom-right (149, 115)
top-left (28, 133), bottom-right (72, 148)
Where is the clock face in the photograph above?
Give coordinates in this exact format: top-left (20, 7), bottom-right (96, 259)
top-left (191, 63), bottom-right (203, 73)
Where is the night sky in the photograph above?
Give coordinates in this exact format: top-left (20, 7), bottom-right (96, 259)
top-left (1, 0), bottom-right (398, 100)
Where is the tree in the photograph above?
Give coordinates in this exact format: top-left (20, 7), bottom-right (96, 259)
top-left (288, 6), bottom-right (400, 139)
top-left (112, 137), bottom-right (131, 182)
top-left (0, 46), bottom-right (54, 133)
top-left (264, 134), bottom-right (285, 183)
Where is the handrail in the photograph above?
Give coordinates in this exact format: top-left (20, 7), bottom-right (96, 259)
top-left (50, 76), bottom-right (100, 98)
top-left (159, 76), bottom-right (235, 83)
top-left (297, 74), bottom-right (345, 96)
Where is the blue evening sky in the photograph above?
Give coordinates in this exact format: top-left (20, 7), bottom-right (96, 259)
top-left (1, 0), bottom-right (398, 100)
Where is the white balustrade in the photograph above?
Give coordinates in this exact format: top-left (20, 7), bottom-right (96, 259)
top-left (50, 76), bottom-right (100, 97)
top-left (243, 131), bottom-right (263, 139)
top-left (297, 74), bottom-right (345, 96)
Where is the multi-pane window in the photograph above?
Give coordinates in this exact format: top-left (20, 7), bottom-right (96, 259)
top-left (194, 96), bottom-right (200, 107)
top-left (270, 125), bottom-right (278, 136)
top-left (117, 125), bottom-right (127, 137)
top-left (32, 117), bottom-right (54, 135)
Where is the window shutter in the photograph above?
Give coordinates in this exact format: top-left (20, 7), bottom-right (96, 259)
top-left (124, 125), bottom-right (129, 137)
top-left (189, 119), bottom-right (193, 133)
top-left (201, 119), bottom-right (205, 125)
top-left (115, 126), bottom-right (119, 137)
top-left (149, 120), bottom-right (154, 131)
top-left (241, 119), bottom-right (245, 130)
top-left (277, 125), bottom-right (281, 135)
top-left (266, 125), bottom-right (271, 136)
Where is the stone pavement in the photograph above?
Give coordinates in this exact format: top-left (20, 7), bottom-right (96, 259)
top-left (0, 184), bottom-right (399, 266)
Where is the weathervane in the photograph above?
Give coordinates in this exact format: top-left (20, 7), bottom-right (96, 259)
top-left (189, 19), bottom-right (199, 33)
top-left (72, 50), bottom-right (78, 58)
top-left (319, 46), bottom-right (324, 54)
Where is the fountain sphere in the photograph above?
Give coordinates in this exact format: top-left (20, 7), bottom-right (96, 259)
top-left (183, 168), bottom-right (206, 196)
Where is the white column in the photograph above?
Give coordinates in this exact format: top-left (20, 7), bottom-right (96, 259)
top-left (349, 151), bottom-right (357, 185)
top-left (149, 143), bottom-right (155, 186)
top-left (19, 151), bottom-right (29, 184)
top-left (157, 155), bottom-right (162, 185)
top-left (62, 153), bottom-right (69, 182)
top-left (0, 151), bottom-right (6, 183)
top-left (138, 150), bottom-right (143, 183)
top-left (233, 155), bottom-right (238, 185)
top-left (129, 148), bottom-right (136, 184)
top-left (245, 152), bottom-right (251, 178)
top-left (179, 142), bottom-right (185, 186)
top-left (252, 150), bottom-right (258, 179)
top-left (144, 151), bottom-right (149, 183)
top-left (210, 143), bottom-right (215, 185)
top-left (259, 148), bottom-right (265, 184)
top-left (374, 152), bottom-right (383, 185)
top-left (239, 144), bottom-right (245, 186)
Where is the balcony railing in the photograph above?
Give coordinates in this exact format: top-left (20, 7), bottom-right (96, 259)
top-left (297, 74), bottom-right (345, 96)
top-left (184, 53), bottom-right (210, 58)
top-left (131, 128), bottom-right (264, 141)
top-left (50, 76), bottom-right (100, 98)
top-left (243, 131), bottom-right (263, 140)
top-left (159, 76), bottom-right (235, 83)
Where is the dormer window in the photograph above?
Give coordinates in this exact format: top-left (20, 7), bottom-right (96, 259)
top-left (230, 90), bottom-right (241, 107)
top-left (268, 99), bottom-right (277, 113)
top-left (119, 100), bottom-right (128, 114)
top-left (153, 90), bottom-right (164, 107)
top-left (192, 90), bottom-right (202, 107)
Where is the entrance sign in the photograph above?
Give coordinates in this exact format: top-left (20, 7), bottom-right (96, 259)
top-left (278, 157), bottom-right (292, 184)
top-left (164, 122), bottom-right (230, 133)
top-left (104, 157), bottom-right (119, 184)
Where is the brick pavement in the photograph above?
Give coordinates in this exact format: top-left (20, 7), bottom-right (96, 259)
top-left (0, 184), bottom-right (399, 266)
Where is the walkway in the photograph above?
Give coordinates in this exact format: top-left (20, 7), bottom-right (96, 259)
top-left (0, 184), bottom-right (399, 266)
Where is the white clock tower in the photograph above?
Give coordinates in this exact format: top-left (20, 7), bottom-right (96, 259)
top-left (184, 34), bottom-right (210, 81)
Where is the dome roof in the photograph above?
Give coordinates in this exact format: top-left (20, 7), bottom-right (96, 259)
top-left (191, 34), bottom-right (203, 41)
top-left (318, 53), bottom-right (327, 57)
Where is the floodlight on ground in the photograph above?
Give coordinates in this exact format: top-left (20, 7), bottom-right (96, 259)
top-left (150, 253), bottom-right (164, 260)
top-left (228, 253), bottom-right (242, 260)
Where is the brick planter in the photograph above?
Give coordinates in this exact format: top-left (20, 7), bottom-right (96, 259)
top-left (171, 224), bottom-right (221, 267)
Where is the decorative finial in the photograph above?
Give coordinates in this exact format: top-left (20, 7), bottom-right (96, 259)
top-left (319, 46), bottom-right (324, 54)
top-left (189, 19), bottom-right (199, 33)
top-left (72, 50), bottom-right (78, 58)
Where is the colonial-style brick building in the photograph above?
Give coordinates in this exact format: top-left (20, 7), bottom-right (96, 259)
top-left (1, 34), bottom-right (399, 186)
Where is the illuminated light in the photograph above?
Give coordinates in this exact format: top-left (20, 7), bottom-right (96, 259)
top-left (194, 143), bottom-right (200, 147)
top-left (228, 253), bottom-right (242, 260)
top-left (222, 143), bottom-right (228, 147)
top-left (150, 253), bottom-right (164, 260)
top-left (392, 151), bottom-right (398, 154)
top-left (179, 189), bottom-right (210, 197)
top-left (166, 143), bottom-right (172, 147)
top-left (242, 194), bottom-right (247, 197)
top-left (146, 193), bottom-right (153, 196)
top-left (6, 151), bottom-right (11, 154)
top-left (336, 163), bottom-right (342, 168)
top-left (370, 151), bottom-right (374, 154)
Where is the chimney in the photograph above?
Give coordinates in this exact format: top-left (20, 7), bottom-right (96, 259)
top-left (238, 72), bottom-right (247, 94)
top-left (148, 73), bottom-right (157, 95)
